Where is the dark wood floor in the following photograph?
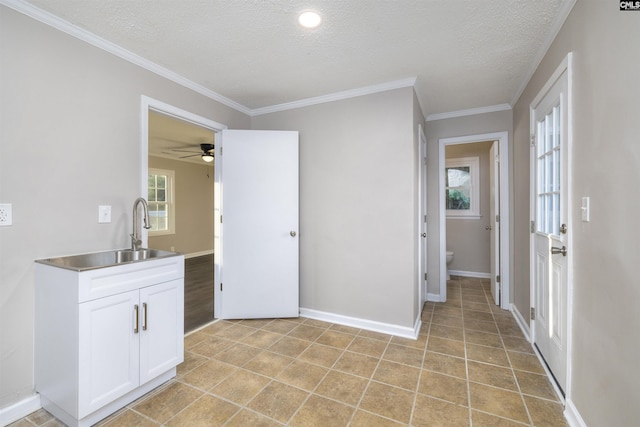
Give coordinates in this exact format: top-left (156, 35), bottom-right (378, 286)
top-left (184, 254), bottom-right (214, 333)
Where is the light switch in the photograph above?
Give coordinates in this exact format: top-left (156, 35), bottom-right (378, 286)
top-left (98, 205), bottom-right (111, 223)
top-left (581, 197), bottom-right (590, 222)
top-left (0, 204), bottom-right (12, 226)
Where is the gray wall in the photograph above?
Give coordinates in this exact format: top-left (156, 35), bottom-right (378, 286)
top-left (148, 157), bottom-right (214, 255)
top-left (425, 110), bottom-right (513, 296)
top-left (252, 87), bottom-right (423, 329)
top-left (445, 141), bottom-right (492, 274)
top-left (512, 1), bottom-right (640, 424)
top-left (0, 6), bottom-right (249, 410)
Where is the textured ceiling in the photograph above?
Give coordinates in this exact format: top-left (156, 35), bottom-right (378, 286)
top-left (22, 0), bottom-right (569, 117)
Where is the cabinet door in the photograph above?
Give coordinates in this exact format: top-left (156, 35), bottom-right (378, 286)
top-left (78, 290), bottom-right (139, 417)
top-left (139, 279), bottom-right (184, 384)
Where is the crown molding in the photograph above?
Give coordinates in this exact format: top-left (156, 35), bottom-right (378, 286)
top-left (249, 77), bottom-right (418, 116)
top-left (510, 0), bottom-right (578, 107)
top-left (1, 0), bottom-right (253, 116)
top-left (426, 103), bottom-right (512, 122)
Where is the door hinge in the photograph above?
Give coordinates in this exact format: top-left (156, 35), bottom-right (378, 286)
top-left (496, 275), bottom-right (500, 283)
top-left (220, 146), bottom-right (223, 155)
top-left (530, 307), bottom-right (536, 320)
top-left (424, 273), bottom-right (428, 281)
top-left (424, 214), bottom-right (427, 223)
top-left (530, 221), bottom-right (535, 233)
top-left (530, 134), bottom-right (536, 146)
top-left (220, 215), bottom-right (223, 223)
top-left (495, 214), bottom-right (500, 223)
top-left (220, 282), bottom-right (223, 291)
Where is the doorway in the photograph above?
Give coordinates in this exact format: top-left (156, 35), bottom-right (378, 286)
top-left (438, 132), bottom-right (510, 307)
top-left (140, 96), bottom-right (227, 331)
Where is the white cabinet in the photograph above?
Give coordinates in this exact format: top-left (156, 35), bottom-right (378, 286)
top-left (35, 254), bottom-right (184, 427)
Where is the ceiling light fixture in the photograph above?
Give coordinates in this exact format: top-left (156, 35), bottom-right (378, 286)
top-left (201, 153), bottom-right (214, 162)
top-left (298, 11), bottom-right (321, 29)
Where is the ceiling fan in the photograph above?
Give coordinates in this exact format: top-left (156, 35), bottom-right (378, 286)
top-left (171, 143), bottom-right (215, 162)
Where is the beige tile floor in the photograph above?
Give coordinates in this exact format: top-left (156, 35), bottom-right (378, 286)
top-left (12, 277), bottom-right (568, 426)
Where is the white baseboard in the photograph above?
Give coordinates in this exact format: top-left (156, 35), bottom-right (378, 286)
top-left (449, 270), bottom-right (491, 279)
top-left (184, 250), bottom-right (213, 259)
top-left (426, 293), bottom-right (444, 302)
top-left (511, 304), bottom-right (531, 341)
top-left (565, 398), bottom-right (587, 427)
top-left (0, 394), bottom-right (41, 426)
top-left (299, 308), bottom-right (419, 339)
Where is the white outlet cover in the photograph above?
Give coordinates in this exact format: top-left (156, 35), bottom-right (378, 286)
top-left (0, 203), bottom-right (12, 226)
top-left (98, 205), bottom-right (112, 223)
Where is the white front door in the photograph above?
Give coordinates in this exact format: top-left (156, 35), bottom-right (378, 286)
top-left (216, 129), bottom-right (299, 319)
top-left (531, 68), bottom-right (569, 392)
top-left (489, 141), bottom-right (500, 306)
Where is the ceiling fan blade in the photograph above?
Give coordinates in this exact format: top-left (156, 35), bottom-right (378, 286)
top-left (179, 154), bottom-right (201, 158)
top-left (171, 148), bottom-right (200, 153)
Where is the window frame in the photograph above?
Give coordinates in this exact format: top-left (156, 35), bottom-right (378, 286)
top-left (445, 156), bottom-right (480, 218)
top-left (148, 168), bottom-right (175, 236)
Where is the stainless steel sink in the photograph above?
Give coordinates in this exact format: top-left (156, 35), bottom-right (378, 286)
top-left (36, 248), bottom-right (180, 271)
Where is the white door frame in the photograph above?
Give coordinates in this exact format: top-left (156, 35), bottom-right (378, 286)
top-left (529, 52), bottom-right (574, 401)
top-left (418, 124), bottom-right (428, 308)
top-left (438, 132), bottom-right (510, 308)
top-left (139, 95), bottom-right (227, 312)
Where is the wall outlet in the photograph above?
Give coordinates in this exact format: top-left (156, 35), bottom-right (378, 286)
top-left (0, 204), bottom-right (13, 226)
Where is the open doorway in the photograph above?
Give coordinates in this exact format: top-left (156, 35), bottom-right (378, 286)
top-left (438, 132), bottom-right (510, 308)
top-left (140, 96), bottom-right (227, 332)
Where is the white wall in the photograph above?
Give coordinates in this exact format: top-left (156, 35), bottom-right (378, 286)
top-left (252, 87), bottom-right (422, 330)
top-left (425, 110), bottom-right (513, 296)
top-left (0, 6), bottom-right (249, 414)
top-left (445, 141), bottom-right (492, 274)
top-left (512, 1), bottom-right (640, 424)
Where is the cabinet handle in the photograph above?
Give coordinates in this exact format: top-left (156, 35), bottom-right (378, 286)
top-left (133, 304), bottom-right (139, 333)
top-left (142, 303), bottom-right (148, 331)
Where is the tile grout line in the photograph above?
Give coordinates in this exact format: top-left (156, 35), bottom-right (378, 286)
top-left (408, 300), bottom-right (434, 426)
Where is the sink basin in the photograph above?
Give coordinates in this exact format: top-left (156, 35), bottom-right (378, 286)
top-left (36, 248), bottom-right (180, 271)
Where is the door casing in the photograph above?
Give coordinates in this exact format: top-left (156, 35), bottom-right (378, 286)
top-left (418, 125), bottom-right (428, 308)
top-left (437, 132), bottom-right (510, 308)
top-left (140, 96), bottom-right (227, 317)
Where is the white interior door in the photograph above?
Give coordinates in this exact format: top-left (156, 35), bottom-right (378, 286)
top-left (532, 69), bottom-right (569, 392)
top-left (419, 125), bottom-right (428, 305)
top-left (489, 141), bottom-right (500, 306)
top-left (216, 129), bottom-right (299, 319)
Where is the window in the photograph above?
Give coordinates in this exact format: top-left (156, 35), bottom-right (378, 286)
top-left (445, 156), bottom-right (480, 217)
top-left (535, 105), bottom-right (561, 235)
top-left (148, 168), bottom-right (175, 235)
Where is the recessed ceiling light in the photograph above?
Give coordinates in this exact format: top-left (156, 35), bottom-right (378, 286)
top-left (298, 11), bottom-right (321, 29)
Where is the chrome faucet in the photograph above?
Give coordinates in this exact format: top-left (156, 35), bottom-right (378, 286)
top-left (130, 197), bottom-right (151, 250)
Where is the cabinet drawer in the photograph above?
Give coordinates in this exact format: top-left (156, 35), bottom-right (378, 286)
top-left (78, 256), bottom-right (184, 302)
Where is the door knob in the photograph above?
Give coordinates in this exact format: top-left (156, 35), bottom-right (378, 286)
top-left (550, 246), bottom-right (567, 256)
top-left (421, 233), bottom-right (426, 238)
top-left (485, 225), bottom-right (492, 230)
top-left (290, 231), bottom-right (297, 237)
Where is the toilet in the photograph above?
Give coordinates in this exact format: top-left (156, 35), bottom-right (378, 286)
top-left (446, 250), bottom-right (454, 280)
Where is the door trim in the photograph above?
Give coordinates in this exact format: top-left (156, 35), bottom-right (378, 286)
top-left (139, 95), bottom-right (227, 311)
top-left (437, 132), bottom-right (510, 308)
top-left (418, 124), bottom-right (428, 309)
top-left (529, 52), bottom-right (574, 401)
